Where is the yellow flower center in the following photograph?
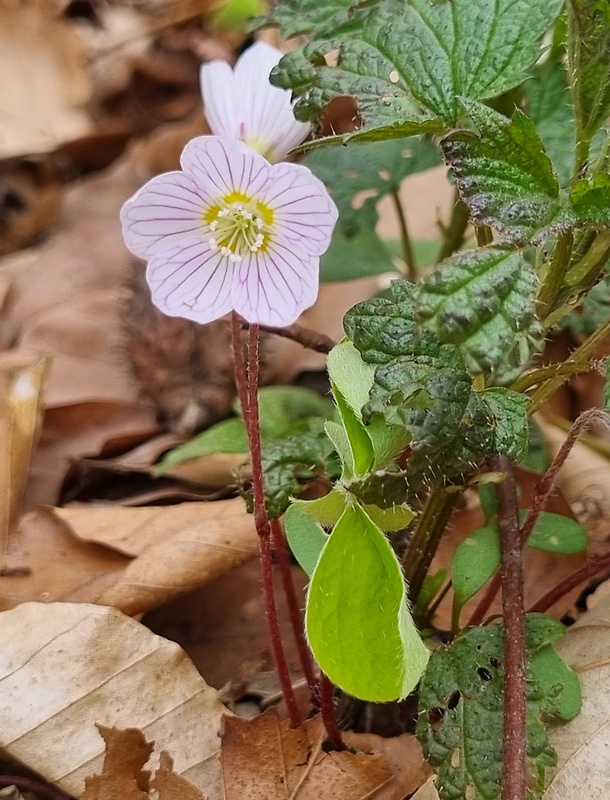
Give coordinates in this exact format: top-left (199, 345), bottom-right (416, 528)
top-left (204, 191), bottom-right (273, 263)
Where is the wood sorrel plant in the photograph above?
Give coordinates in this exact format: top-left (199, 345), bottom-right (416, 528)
top-left (127, 3), bottom-right (610, 797)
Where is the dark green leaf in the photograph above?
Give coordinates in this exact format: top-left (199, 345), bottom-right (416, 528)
top-left (272, 0), bottom-right (564, 131)
top-left (527, 511), bottom-right (588, 555)
top-left (477, 388), bottom-right (530, 462)
top-left (320, 226), bottom-right (396, 282)
top-left (415, 246), bottom-right (544, 378)
top-left (251, 0), bottom-right (355, 38)
top-left (442, 100), bottom-right (560, 244)
top-left (417, 618), bottom-right (563, 800)
top-left (304, 137), bottom-right (441, 236)
top-left (568, 0), bottom-right (610, 141)
top-left (520, 417), bottom-right (552, 474)
top-left (561, 271), bottom-right (610, 337)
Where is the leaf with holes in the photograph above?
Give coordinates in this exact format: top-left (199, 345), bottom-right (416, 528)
top-left (270, 0), bottom-right (563, 139)
top-left (306, 503), bottom-right (429, 701)
top-left (417, 615), bottom-right (574, 800)
top-left (415, 246), bottom-right (544, 378)
top-left (442, 100), bottom-right (561, 244)
top-left (252, 0), bottom-right (356, 39)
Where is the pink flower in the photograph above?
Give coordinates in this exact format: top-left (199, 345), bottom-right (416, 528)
top-left (120, 136), bottom-right (338, 327)
top-left (200, 41), bottom-right (310, 163)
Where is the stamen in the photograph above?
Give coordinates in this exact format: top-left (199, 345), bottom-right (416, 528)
top-left (205, 195), bottom-right (271, 261)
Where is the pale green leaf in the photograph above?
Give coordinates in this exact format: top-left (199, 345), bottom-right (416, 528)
top-left (526, 511), bottom-right (588, 555)
top-left (451, 526), bottom-right (500, 613)
top-left (284, 504), bottom-right (328, 576)
top-left (306, 504), bottom-right (429, 701)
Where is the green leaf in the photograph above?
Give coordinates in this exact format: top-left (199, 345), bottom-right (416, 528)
top-left (529, 644), bottom-right (582, 721)
top-left (320, 226), bottom-right (397, 282)
top-left (415, 246), bottom-right (544, 378)
top-left (442, 101), bottom-right (560, 244)
top-left (417, 619), bottom-right (561, 800)
top-left (252, 0), bottom-right (354, 39)
top-left (520, 417), bottom-right (552, 474)
top-left (154, 418), bottom-right (248, 475)
top-left (416, 568), bottom-right (448, 612)
top-left (526, 61), bottom-right (576, 188)
top-left (568, 0), bottom-right (610, 142)
top-left (212, 0), bottom-right (266, 32)
top-left (451, 525), bottom-right (500, 614)
top-left (561, 271), bottom-right (610, 337)
top-left (284, 504), bottom-right (328, 576)
top-left (272, 0), bottom-right (564, 131)
top-left (304, 137), bottom-right (441, 236)
top-left (527, 511), bottom-right (588, 554)
top-left (570, 173), bottom-right (610, 226)
top-left (292, 488), bottom-right (348, 527)
top-left (476, 388), bottom-right (530, 463)
top-left (259, 427), bottom-right (338, 518)
top-left (306, 504), bottom-right (429, 701)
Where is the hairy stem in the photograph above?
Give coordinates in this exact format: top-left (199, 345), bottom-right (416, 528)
top-left (536, 230), bottom-right (574, 318)
top-left (403, 489), bottom-right (460, 603)
top-left (493, 456), bottom-right (527, 800)
top-left (391, 189), bottom-right (418, 282)
top-left (231, 313), bottom-right (301, 727)
top-left (270, 518), bottom-right (318, 691)
top-left (243, 319), bottom-right (335, 354)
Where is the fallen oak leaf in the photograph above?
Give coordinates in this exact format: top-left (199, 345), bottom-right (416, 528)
top-left (0, 602), bottom-right (228, 799)
top-left (220, 709), bottom-right (392, 800)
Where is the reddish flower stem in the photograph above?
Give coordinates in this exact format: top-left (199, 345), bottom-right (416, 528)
top-left (244, 319), bottom-right (335, 354)
top-left (270, 518), bottom-right (318, 690)
top-left (468, 409), bottom-right (609, 626)
top-left (528, 550), bottom-right (610, 613)
top-left (493, 456), bottom-right (527, 800)
top-left (318, 673), bottom-right (346, 751)
top-left (0, 775), bottom-right (71, 800)
top-left (231, 312), bottom-right (301, 727)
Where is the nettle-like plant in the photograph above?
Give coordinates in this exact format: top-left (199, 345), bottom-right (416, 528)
top-left (125, 3), bottom-right (610, 798)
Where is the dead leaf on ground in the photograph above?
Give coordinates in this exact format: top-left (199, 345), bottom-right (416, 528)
top-left (221, 710), bottom-right (391, 800)
top-left (544, 593), bottom-right (610, 798)
top-left (409, 776), bottom-right (440, 800)
top-left (82, 726), bottom-right (207, 800)
top-left (0, 498), bottom-right (257, 615)
top-left (0, 602), bottom-right (228, 799)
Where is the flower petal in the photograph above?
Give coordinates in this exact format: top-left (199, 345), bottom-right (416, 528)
top-left (234, 41), bottom-right (310, 162)
top-left (232, 240), bottom-right (319, 327)
top-left (200, 60), bottom-right (238, 139)
top-left (263, 162), bottom-right (338, 256)
top-left (180, 136), bottom-right (271, 199)
top-left (121, 172), bottom-right (209, 259)
top-left (146, 236), bottom-right (234, 324)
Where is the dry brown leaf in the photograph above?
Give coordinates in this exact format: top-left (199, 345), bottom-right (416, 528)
top-left (0, 602), bottom-right (228, 799)
top-left (221, 710), bottom-right (391, 800)
top-left (409, 776), bottom-right (440, 800)
top-left (0, 498), bottom-right (257, 615)
top-left (0, 4), bottom-right (91, 158)
top-left (0, 352), bottom-right (47, 551)
top-left (543, 593), bottom-right (610, 798)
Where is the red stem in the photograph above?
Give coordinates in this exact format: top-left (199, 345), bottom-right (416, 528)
top-left (493, 456), bottom-right (527, 800)
top-left (528, 550), bottom-right (610, 613)
top-left (318, 673), bottom-right (346, 751)
top-left (231, 313), bottom-right (301, 727)
top-left (468, 409), bottom-right (608, 626)
top-left (270, 518), bottom-right (318, 690)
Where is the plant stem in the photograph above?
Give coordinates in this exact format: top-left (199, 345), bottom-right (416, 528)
top-left (391, 189), bottom-right (418, 282)
top-left (403, 489), bottom-right (460, 603)
top-left (564, 230), bottom-right (610, 290)
top-left (318, 673), bottom-right (346, 751)
top-left (527, 317), bottom-right (610, 414)
top-left (270, 517), bottom-right (318, 691)
top-left (231, 313), bottom-right (301, 727)
top-left (510, 360), bottom-right (596, 393)
top-left (242, 319), bottom-right (335, 354)
top-left (528, 550), bottom-right (610, 613)
top-left (536, 230), bottom-right (574, 318)
top-left (475, 224), bottom-right (494, 247)
top-left (492, 456), bottom-right (527, 800)
top-left (437, 188), bottom-right (471, 262)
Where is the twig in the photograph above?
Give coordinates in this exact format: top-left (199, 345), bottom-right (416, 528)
top-left (493, 456), bottom-right (527, 800)
top-left (391, 189), bottom-right (418, 282)
top-left (240, 319), bottom-right (335, 354)
top-left (528, 551), bottom-right (610, 613)
top-left (231, 313), bottom-right (301, 727)
top-left (318, 673), bottom-right (346, 751)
